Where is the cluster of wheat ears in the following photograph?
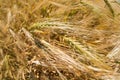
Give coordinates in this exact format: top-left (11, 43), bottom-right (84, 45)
top-left (0, 0), bottom-right (120, 80)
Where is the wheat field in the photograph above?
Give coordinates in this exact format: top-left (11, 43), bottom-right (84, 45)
top-left (0, 0), bottom-right (120, 80)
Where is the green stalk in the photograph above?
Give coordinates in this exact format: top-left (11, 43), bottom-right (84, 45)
top-left (104, 0), bottom-right (114, 17)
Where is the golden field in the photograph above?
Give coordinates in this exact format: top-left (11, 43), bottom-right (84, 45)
top-left (0, 0), bottom-right (120, 80)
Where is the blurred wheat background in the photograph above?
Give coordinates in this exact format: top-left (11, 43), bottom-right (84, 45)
top-left (0, 0), bottom-right (120, 80)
